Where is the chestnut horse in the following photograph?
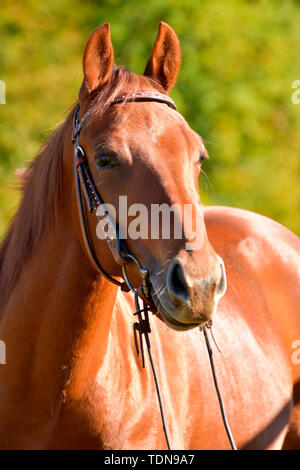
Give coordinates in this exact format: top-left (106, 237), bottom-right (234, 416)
top-left (0, 22), bottom-right (300, 450)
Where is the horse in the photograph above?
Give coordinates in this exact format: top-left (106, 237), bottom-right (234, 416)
top-left (0, 21), bottom-right (299, 450)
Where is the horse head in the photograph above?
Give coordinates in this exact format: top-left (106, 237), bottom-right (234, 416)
top-left (67, 22), bottom-right (226, 330)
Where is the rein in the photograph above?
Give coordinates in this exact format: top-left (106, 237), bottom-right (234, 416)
top-left (72, 90), bottom-right (236, 451)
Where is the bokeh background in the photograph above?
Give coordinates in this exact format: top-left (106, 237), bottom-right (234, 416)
top-left (1, 0), bottom-right (300, 238)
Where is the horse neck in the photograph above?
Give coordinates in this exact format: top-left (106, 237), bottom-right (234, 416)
top-left (0, 177), bottom-right (119, 405)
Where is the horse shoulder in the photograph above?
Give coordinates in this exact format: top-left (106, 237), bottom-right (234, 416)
top-left (204, 205), bottom-right (300, 283)
top-left (204, 205), bottom-right (300, 253)
top-left (205, 205), bottom-right (300, 380)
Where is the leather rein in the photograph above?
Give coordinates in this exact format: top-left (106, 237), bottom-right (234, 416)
top-left (72, 90), bottom-right (236, 451)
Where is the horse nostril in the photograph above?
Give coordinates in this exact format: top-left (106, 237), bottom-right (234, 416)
top-left (167, 261), bottom-right (189, 302)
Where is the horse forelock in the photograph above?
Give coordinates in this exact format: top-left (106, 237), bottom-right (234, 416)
top-left (85, 66), bottom-right (165, 122)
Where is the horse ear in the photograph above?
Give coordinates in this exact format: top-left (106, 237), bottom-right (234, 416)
top-left (144, 22), bottom-right (181, 93)
top-left (82, 23), bottom-right (114, 94)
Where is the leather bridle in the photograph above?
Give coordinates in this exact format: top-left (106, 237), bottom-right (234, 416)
top-left (72, 89), bottom-right (237, 451)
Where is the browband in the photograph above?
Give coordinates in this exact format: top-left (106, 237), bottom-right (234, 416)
top-left (72, 90), bottom-right (177, 144)
top-left (111, 91), bottom-right (177, 110)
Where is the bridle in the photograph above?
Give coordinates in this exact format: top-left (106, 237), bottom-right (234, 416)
top-left (72, 91), bottom-right (176, 298)
top-left (72, 89), bottom-right (237, 451)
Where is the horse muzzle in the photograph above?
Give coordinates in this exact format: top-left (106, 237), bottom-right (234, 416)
top-left (151, 255), bottom-right (227, 331)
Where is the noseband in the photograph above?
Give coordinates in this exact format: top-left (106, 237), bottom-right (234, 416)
top-left (72, 90), bottom-right (236, 451)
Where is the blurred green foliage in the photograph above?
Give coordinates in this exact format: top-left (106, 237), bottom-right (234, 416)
top-left (0, 0), bottom-right (300, 237)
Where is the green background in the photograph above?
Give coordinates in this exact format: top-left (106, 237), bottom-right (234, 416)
top-left (1, 0), bottom-right (300, 238)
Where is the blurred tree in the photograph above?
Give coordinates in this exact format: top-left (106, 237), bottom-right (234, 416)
top-left (0, 0), bottom-right (299, 236)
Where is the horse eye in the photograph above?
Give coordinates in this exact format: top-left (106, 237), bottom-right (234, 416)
top-left (95, 155), bottom-right (112, 168)
top-left (198, 153), bottom-right (206, 165)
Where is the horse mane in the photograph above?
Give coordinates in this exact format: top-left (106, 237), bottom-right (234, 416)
top-left (0, 66), bottom-right (162, 311)
top-left (0, 108), bottom-right (74, 311)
